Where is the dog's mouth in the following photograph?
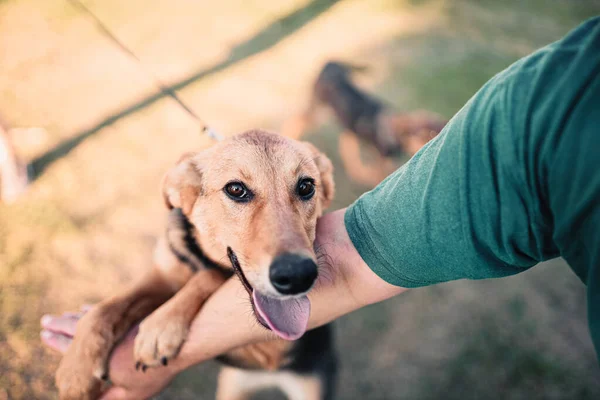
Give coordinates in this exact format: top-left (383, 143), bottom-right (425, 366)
top-left (227, 247), bottom-right (310, 341)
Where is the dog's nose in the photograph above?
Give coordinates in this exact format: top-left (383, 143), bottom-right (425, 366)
top-left (269, 253), bottom-right (318, 295)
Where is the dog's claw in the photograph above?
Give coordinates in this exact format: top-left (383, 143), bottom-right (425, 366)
top-left (101, 372), bottom-right (109, 381)
top-left (161, 357), bottom-right (168, 366)
top-left (135, 361), bottom-right (141, 371)
top-left (142, 364), bottom-right (147, 373)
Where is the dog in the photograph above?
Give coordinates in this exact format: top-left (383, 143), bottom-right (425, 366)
top-left (282, 61), bottom-right (447, 186)
top-left (55, 129), bottom-right (337, 400)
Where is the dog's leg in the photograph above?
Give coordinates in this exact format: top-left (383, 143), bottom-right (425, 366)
top-left (133, 267), bottom-right (226, 368)
top-left (216, 367), bottom-right (255, 400)
top-left (278, 374), bottom-right (324, 400)
top-left (281, 113), bottom-right (313, 140)
top-left (338, 131), bottom-right (389, 187)
top-left (55, 267), bottom-right (178, 400)
top-left (216, 367), bottom-right (328, 400)
top-left (281, 96), bottom-right (320, 140)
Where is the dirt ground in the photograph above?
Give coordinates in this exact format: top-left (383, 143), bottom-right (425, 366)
top-left (1, 0), bottom-right (600, 398)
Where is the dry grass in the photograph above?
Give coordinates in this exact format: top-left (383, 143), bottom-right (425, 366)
top-left (1, 0), bottom-right (600, 398)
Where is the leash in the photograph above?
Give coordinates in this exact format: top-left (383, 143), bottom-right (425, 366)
top-left (66, 0), bottom-right (224, 142)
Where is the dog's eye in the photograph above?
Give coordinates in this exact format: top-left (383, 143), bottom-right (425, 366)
top-left (297, 178), bottom-right (315, 200)
top-left (224, 182), bottom-right (252, 202)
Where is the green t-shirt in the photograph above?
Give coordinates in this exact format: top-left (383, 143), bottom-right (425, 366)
top-left (345, 17), bottom-right (600, 356)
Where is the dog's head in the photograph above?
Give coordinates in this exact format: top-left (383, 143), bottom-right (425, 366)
top-left (162, 130), bottom-right (334, 339)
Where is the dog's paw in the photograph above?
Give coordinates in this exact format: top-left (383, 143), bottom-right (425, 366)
top-left (56, 363), bottom-right (104, 400)
top-left (56, 328), bottom-right (109, 400)
top-left (134, 313), bottom-right (189, 370)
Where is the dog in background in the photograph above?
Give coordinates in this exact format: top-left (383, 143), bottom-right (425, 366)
top-left (282, 61), bottom-right (447, 186)
top-left (55, 130), bottom-right (337, 400)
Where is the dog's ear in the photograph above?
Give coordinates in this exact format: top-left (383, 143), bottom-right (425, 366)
top-left (302, 142), bottom-right (335, 210)
top-left (162, 152), bottom-right (203, 215)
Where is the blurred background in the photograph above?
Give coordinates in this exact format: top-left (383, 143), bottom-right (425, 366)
top-left (2, 0), bottom-right (600, 399)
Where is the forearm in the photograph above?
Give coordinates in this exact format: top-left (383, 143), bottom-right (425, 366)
top-left (169, 208), bottom-right (406, 372)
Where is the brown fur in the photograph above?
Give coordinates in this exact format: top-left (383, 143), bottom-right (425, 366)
top-left (55, 130), bottom-right (336, 400)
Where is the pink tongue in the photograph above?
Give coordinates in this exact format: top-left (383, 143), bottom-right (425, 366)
top-left (252, 291), bottom-right (310, 340)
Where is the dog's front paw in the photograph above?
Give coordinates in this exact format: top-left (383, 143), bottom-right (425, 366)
top-left (55, 314), bottom-right (109, 400)
top-left (134, 312), bottom-right (189, 370)
top-left (56, 359), bottom-right (104, 400)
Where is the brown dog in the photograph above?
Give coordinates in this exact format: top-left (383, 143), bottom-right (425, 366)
top-left (282, 62), bottom-right (447, 186)
top-left (55, 130), bottom-right (337, 399)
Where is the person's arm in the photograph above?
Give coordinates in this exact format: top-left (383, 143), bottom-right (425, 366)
top-left (42, 208), bottom-right (406, 399)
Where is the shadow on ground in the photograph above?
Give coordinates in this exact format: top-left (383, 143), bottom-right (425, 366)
top-left (30, 0), bottom-right (340, 180)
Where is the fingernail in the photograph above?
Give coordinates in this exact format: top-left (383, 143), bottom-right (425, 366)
top-left (41, 315), bottom-right (52, 327)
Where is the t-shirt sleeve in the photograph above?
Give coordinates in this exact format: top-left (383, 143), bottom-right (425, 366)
top-left (344, 17), bottom-right (600, 291)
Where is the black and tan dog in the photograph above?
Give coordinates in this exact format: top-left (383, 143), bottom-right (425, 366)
top-left (56, 130), bottom-right (337, 400)
top-left (283, 62), bottom-right (447, 186)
